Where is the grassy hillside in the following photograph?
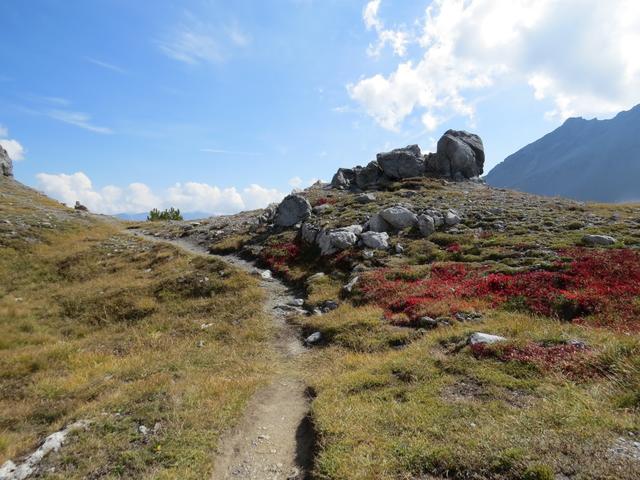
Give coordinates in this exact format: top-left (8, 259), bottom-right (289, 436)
top-left (0, 179), bottom-right (273, 478)
top-left (145, 177), bottom-right (640, 479)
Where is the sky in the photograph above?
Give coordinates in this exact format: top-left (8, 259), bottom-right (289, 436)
top-left (1, 0), bottom-right (639, 215)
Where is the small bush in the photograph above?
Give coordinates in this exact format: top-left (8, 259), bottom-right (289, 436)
top-left (147, 207), bottom-right (183, 221)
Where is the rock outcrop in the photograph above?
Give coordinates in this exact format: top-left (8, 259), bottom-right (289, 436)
top-left (330, 129), bottom-right (484, 190)
top-left (0, 145), bottom-right (13, 177)
top-left (431, 130), bottom-right (485, 180)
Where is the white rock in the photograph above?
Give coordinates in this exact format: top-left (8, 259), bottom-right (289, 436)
top-left (305, 332), bottom-right (322, 345)
top-left (343, 276), bottom-right (359, 294)
top-left (261, 270), bottom-right (273, 280)
top-left (316, 227), bottom-right (360, 256)
top-left (417, 214), bottom-right (436, 237)
top-left (445, 210), bottom-right (461, 226)
top-left (379, 206), bottom-right (418, 230)
top-left (361, 231), bottom-right (389, 249)
top-left (468, 332), bottom-right (507, 345)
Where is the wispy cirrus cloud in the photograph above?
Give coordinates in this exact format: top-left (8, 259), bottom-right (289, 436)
top-left (84, 57), bottom-right (127, 74)
top-left (46, 110), bottom-right (113, 134)
top-left (158, 12), bottom-right (251, 65)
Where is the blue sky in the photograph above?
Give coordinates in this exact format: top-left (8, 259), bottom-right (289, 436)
top-left (1, 0), bottom-right (638, 214)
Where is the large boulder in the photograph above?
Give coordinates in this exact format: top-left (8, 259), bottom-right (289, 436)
top-left (355, 161), bottom-right (383, 189)
top-left (433, 130), bottom-right (484, 179)
top-left (377, 145), bottom-right (424, 179)
top-left (367, 213), bottom-right (392, 233)
top-left (379, 206), bottom-right (418, 230)
top-left (0, 145), bottom-right (12, 177)
top-left (274, 194), bottom-right (312, 227)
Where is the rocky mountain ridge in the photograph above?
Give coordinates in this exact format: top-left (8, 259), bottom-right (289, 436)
top-left (486, 104), bottom-right (640, 202)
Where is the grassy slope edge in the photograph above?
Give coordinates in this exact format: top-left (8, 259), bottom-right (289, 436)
top-left (0, 179), bottom-right (273, 479)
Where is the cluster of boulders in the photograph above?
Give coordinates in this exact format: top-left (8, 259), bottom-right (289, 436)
top-left (331, 130), bottom-right (484, 190)
top-left (0, 145), bottom-right (13, 177)
top-left (299, 203), bottom-right (462, 256)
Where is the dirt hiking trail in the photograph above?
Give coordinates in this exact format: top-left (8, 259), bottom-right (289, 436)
top-left (131, 232), bottom-right (314, 480)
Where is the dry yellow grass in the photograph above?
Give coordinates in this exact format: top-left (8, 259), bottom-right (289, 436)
top-left (0, 180), bottom-right (274, 478)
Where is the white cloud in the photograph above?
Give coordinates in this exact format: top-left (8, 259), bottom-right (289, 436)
top-left (159, 14), bottom-right (251, 65)
top-left (0, 126), bottom-right (25, 161)
top-left (363, 0), bottom-right (410, 57)
top-left (36, 172), bottom-right (286, 215)
top-left (0, 139), bottom-right (25, 161)
top-left (351, 0), bottom-right (640, 130)
top-left (46, 110), bottom-right (113, 134)
top-left (242, 184), bottom-right (286, 210)
top-left (288, 177), bottom-right (321, 189)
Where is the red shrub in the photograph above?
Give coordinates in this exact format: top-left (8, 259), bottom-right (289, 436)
top-left (446, 243), bottom-right (462, 254)
top-left (356, 248), bottom-right (640, 331)
top-left (314, 197), bottom-right (337, 207)
top-left (260, 241), bottom-right (301, 279)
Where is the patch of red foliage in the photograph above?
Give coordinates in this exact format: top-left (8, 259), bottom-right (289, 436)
top-left (357, 248), bottom-right (640, 331)
top-left (260, 241), bottom-right (301, 279)
top-left (471, 342), bottom-right (599, 379)
top-left (314, 197), bottom-right (337, 207)
top-left (446, 243), bottom-right (462, 253)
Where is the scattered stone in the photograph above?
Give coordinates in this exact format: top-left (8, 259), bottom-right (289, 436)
top-left (356, 193), bottom-right (377, 204)
top-left (468, 332), bottom-right (507, 345)
top-left (417, 316), bottom-right (438, 329)
top-left (610, 437), bottom-right (640, 461)
top-left (300, 222), bottom-right (320, 244)
top-left (361, 231), bottom-right (389, 250)
top-left (455, 312), bottom-right (483, 322)
top-left (138, 425), bottom-right (149, 435)
top-left (320, 300), bottom-right (339, 312)
top-left (74, 201), bottom-right (88, 212)
top-left (582, 234), bottom-right (616, 246)
top-left (274, 194), bottom-right (312, 227)
top-left (379, 206), bottom-right (418, 230)
top-left (367, 213), bottom-right (392, 233)
top-left (445, 210), bottom-right (462, 226)
top-left (316, 226), bottom-right (360, 256)
top-left (312, 204), bottom-right (331, 215)
top-left (261, 270), bottom-right (273, 280)
top-left (343, 276), bottom-right (359, 294)
top-left (305, 332), bottom-right (322, 345)
top-left (307, 272), bottom-right (326, 283)
top-left (289, 298), bottom-right (305, 307)
top-left (417, 214), bottom-right (436, 237)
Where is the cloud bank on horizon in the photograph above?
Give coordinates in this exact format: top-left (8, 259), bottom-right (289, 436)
top-left (36, 172), bottom-right (286, 216)
top-left (350, 0), bottom-right (640, 132)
